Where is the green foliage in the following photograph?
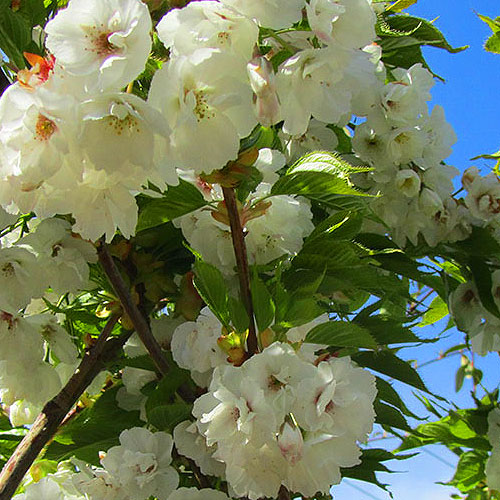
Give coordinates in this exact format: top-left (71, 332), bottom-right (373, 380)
top-left (353, 350), bottom-right (430, 393)
top-left (477, 13), bottom-right (500, 54)
top-left (136, 180), bottom-right (207, 232)
top-left (306, 320), bottom-right (377, 349)
top-left (250, 274), bottom-right (275, 332)
top-left (45, 387), bottom-right (142, 466)
top-left (377, 13), bottom-right (467, 76)
top-left (193, 259), bottom-right (231, 327)
top-left (271, 151), bottom-right (371, 203)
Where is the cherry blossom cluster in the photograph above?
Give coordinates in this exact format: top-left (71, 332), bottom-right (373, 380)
top-left (190, 342), bottom-right (376, 499)
top-left (351, 63), bottom-right (470, 247)
top-left (0, 216), bottom-right (98, 425)
top-left (448, 276), bottom-right (500, 355)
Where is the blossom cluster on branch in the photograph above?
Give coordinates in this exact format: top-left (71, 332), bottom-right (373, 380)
top-left (0, 0), bottom-right (498, 499)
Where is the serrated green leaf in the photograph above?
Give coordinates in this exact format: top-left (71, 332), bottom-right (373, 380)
top-left (448, 451), bottom-right (487, 492)
top-left (419, 295), bottom-right (449, 327)
top-left (271, 152), bottom-right (371, 199)
top-left (45, 387), bottom-right (142, 466)
top-left (306, 321), bottom-right (377, 349)
top-left (356, 315), bottom-right (430, 345)
top-left (374, 400), bottom-right (412, 431)
top-left (383, 15), bottom-right (468, 53)
top-left (193, 260), bottom-right (230, 327)
top-left (452, 226), bottom-right (500, 257)
top-left (250, 276), bottom-right (275, 332)
top-left (485, 33), bottom-right (500, 54)
top-left (145, 363), bottom-right (191, 419)
top-left (469, 259), bottom-right (500, 319)
top-left (477, 13), bottom-right (500, 34)
top-left (287, 151), bottom-right (372, 176)
top-left (136, 180), bottom-right (207, 232)
top-left (386, 0), bottom-right (417, 12)
top-left (148, 403), bottom-right (192, 433)
top-left (305, 211), bottom-right (363, 244)
top-left (280, 297), bottom-right (324, 329)
top-left (353, 350), bottom-right (430, 393)
top-left (376, 378), bottom-right (423, 420)
top-left (0, 1), bottom-right (32, 69)
top-left (228, 297), bottom-right (249, 333)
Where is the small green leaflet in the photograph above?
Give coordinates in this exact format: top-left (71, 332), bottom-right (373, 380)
top-left (306, 321), bottom-right (377, 349)
top-left (136, 180), bottom-right (207, 232)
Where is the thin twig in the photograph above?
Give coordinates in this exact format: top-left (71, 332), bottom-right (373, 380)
top-left (221, 186), bottom-right (258, 355)
top-left (0, 314), bottom-right (125, 500)
top-left (97, 241), bottom-right (169, 375)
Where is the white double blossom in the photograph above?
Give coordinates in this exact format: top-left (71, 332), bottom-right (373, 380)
top-left (45, 0), bottom-right (152, 90)
top-left (192, 342), bottom-right (376, 499)
top-left (100, 427), bottom-right (179, 500)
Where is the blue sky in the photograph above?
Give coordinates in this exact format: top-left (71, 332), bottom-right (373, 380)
top-left (332, 1), bottom-right (500, 499)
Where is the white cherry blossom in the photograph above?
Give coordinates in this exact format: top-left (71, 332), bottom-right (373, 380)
top-left (157, 1), bottom-right (259, 59)
top-left (45, 0), bottom-right (152, 91)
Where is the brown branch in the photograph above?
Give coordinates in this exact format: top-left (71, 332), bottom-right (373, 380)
top-left (97, 241), bottom-right (169, 375)
top-left (221, 186), bottom-right (258, 355)
top-left (0, 314), bottom-right (125, 500)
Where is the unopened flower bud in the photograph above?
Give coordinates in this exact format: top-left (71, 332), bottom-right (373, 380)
top-left (277, 419), bottom-right (303, 466)
top-left (419, 188), bottom-right (443, 217)
top-left (248, 56), bottom-right (281, 127)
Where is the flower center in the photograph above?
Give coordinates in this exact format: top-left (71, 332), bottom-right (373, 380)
top-left (1, 263), bottom-right (15, 278)
top-left (82, 26), bottom-right (119, 58)
top-left (35, 114), bottom-right (57, 142)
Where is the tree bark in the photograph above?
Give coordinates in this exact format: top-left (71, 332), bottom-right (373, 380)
top-left (221, 186), bottom-right (258, 355)
top-left (97, 241), bottom-right (169, 375)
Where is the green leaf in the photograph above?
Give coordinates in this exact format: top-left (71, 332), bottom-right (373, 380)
top-left (287, 151), bottom-right (372, 176)
top-left (448, 451), bottom-right (487, 492)
top-left (485, 33), bottom-right (500, 54)
top-left (250, 276), bottom-right (275, 332)
top-left (419, 295), bottom-right (449, 327)
top-left (271, 152), bottom-right (370, 199)
top-left (398, 413), bottom-right (491, 452)
top-left (136, 180), bottom-right (207, 232)
top-left (353, 351), bottom-right (430, 393)
top-left (356, 315), bottom-right (432, 345)
top-left (282, 267), bottom-right (326, 297)
top-left (0, 1), bottom-right (32, 69)
top-left (382, 14), bottom-right (468, 53)
top-left (280, 297), bottom-right (324, 328)
top-left (305, 211), bottom-right (363, 244)
top-left (45, 387), bottom-right (142, 465)
top-left (147, 403), bottom-right (192, 433)
top-left (292, 240), bottom-right (362, 272)
top-left (452, 226), bottom-right (500, 257)
top-left (455, 364), bottom-right (467, 393)
top-left (374, 400), bottom-right (412, 431)
top-left (386, 0), bottom-right (417, 12)
top-left (145, 361), bottom-right (191, 418)
top-left (477, 13), bottom-right (500, 34)
top-left (376, 378), bottom-right (423, 420)
top-left (306, 321), bottom-right (377, 349)
top-left (193, 260), bottom-right (230, 327)
top-left (339, 448), bottom-right (413, 493)
top-left (469, 259), bottom-right (500, 319)
top-left (228, 297), bottom-right (249, 333)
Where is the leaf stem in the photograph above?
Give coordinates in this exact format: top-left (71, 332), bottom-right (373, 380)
top-left (97, 241), bottom-right (169, 375)
top-left (0, 314), bottom-right (125, 500)
top-left (221, 186), bottom-right (258, 355)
